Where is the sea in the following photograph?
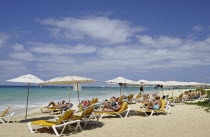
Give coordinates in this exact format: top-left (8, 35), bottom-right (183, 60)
top-left (0, 86), bottom-right (180, 111)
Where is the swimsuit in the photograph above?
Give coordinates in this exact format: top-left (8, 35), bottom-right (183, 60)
top-left (152, 105), bottom-right (160, 110)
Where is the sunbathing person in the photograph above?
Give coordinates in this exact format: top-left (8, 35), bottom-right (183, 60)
top-left (95, 100), bottom-right (123, 112)
top-left (48, 100), bottom-right (72, 109)
top-left (145, 96), bottom-right (162, 110)
top-left (80, 100), bottom-right (90, 107)
top-left (47, 100), bottom-right (65, 107)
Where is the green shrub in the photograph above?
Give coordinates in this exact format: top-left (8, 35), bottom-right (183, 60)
top-left (196, 89), bottom-right (206, 92)
top-left (206, 90), bottom-right (210, 97)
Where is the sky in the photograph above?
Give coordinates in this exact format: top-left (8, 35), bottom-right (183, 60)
top-left (0, 0), bottom-right (210, 86)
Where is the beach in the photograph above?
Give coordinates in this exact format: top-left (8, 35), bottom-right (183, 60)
top-left (1, 87), bottom-right (209, 137)
top-left (1, 101), bottom-right (210, 137)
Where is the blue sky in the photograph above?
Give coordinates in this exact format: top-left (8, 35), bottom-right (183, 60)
top-left (1, 0), bottom-right (210, 85)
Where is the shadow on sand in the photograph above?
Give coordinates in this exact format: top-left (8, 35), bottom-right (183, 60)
top-left (18, 116), bottom-right (55, 123)
top-left (29, 121), bottom-right (104, 136)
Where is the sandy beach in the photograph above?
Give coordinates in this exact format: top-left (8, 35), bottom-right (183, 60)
top-left (1, 100), bottom-right (210, 137)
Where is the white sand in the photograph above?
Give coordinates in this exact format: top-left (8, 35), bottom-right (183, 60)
top-left (1, 101), bottom-right (210, 137)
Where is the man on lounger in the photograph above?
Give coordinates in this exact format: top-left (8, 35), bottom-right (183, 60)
top-left (145, 96), bottom-right (162, 110)
top-left (95, 100), bottom-right (123, 112)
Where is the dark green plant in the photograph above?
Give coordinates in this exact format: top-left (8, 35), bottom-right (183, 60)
top-left (206, 90), bottom-right (210, 97)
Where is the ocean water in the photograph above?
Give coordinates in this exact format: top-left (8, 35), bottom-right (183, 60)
top-left (0, 86), bottom-right (171, 111)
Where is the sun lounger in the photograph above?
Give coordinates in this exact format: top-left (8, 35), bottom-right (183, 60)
top-left (71, 106), bottom-right (97, 128)
top-left (136, 99), bottom-right (171, 117)
top-left (94, 102), bottom-right (130, 121)
top-left (28, 110), bottom-right (82, 136)
top-left (126, 94), bottom-right (135, 104)
top-left (79, 98), bottom-right (99, 111)
top-left (41, 103), bottom-right (74, 114)
top-left (135, 93), bottom-right (141, 103)
top-left (0, 106), bottom-right (15, 124)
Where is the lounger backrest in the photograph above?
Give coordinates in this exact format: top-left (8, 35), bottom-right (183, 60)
top-left (0, 106), bottom-right (10, 117)
top-left (119, 95), bottom-right (125, 101)
top-left (95, 98), bottom-right (98, 103)
top-left (136, 94), bottom-right (141, 99)
top-left (118, 102), bottom-right (127, 113)
top-left (80, 106), bottom-right (94, 119)
top-left (56, 110), bottom-right (74, 124)
top-left (159, 99), bottom-right (166, 111)
top-left (90, 98), bottom-right (98, 105)
top-left (179, 93), bottom-right (183, 99)
top-left (128, 94), bottom-right (134, 100)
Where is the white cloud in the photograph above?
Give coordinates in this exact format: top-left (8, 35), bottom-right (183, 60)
top-left (9, 51), bottom-right (34, 61)
top-left (29, 42), bottom-right (96, 55)
top-left (137, 35), bottom-right (183, 48)
top-left (39, 16), bottom-right (145, 44)
top-left (0, 60), bottom-right (27, 76)
top-left (13, 43), bottom-right (24, 51)
top-left (192, 25), bottom-right (204, 32)
top-left (25, 35), bottom-right (210, 76)
top-left (36, 55), bottom-right (75, 64)
top-left (0, 33), bottom-right (8, 47)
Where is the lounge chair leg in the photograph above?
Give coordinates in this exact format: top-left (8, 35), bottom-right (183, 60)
top-left (28, 122), bottom-right (35, 133)
top-left (59, 124), bottom-right (67, 136)
top-left (0, 118), bottom-right (6, 123)
top-left (124, 108), bottom-right (130, 118)
top-left (7, 112), bottom-right (15, 123)
top-left (117, 113), bottom-right (123, 118)
top-left (142, 111), bottom-right (148, 116)
top-left (83, 121), bottom-right (88, 128)
top-left (75, 121), bottom-right (82, 132)
top-left (99, 113), bottom-right (105, 121)
top-left (150, 111), bottom-right (154, 117)
top-left (166, 106), bottom-right (171, 114)
top-left (52, 125), bottom-right (60, 136)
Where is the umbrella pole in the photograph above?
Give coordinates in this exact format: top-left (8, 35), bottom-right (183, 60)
top-left (68, 84), bottom-right (70, 108)
top-left (76, 83), bottom-right (80, 105)
top-left (120, 86), bottom-right (122, 96)
top-left (25, 83), bottom-right (30, 119)
top-left (77, 90), bottom-right (80, 105)
top-left (162, 88), bottom-right (164, 95)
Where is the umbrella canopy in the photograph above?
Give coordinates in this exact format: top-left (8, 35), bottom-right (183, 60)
top-left (146, 80), bottom-right (165, 85)
top-left (40, 75), bottom-right (97, 104)
top-left (7, 74), bottom-right (44, 119)
top-left (105, 77), bottom-right (136, 95)
top-left (105, 77), bottom-right (136, 84)
top-left (40, 75), bottom-right (97, 85)
top-left (137, 79), bottom-right (149, 84)
top-left (162, 81), bottom-right (183, 86)
top-left (7, 74), bottom-right (44, 84)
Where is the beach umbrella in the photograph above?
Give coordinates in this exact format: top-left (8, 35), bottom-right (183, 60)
top-left (7, 74), bottom-right (44, 119)
top-left (145, 81), bottom-right (165, 95)
top-left (40, 76), bottom-right (97, 105)
top-left (137, 80), bottom-right (149, 94)
top-left (137, 80), bottom-right (149, 84)
top-left (146, 80), bottom-right (165, 85)
top-left (105, 77), bottom-right (137, 95)
top-left (161, 81), bottom-right (183, 97)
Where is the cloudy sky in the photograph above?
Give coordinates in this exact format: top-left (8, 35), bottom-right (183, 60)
top-left (1, 0), bottom-right (210, 85)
